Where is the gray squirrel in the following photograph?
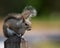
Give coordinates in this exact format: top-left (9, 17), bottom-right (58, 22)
top-left (3, 6), bottom-right (37, 38)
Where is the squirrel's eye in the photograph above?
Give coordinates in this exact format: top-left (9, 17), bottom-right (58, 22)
top-left (25, 23), bottom-right (29, 26)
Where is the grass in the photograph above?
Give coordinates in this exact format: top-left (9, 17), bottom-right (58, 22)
top-left (31, 16), bottom-right (60, 48)
top-left (32, 41), bottom-right (60, 48)
top-left (31, 15), bottom-right (60, 21)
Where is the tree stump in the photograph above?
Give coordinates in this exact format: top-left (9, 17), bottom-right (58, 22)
top-left (4, 36), bottom-right (21, 48)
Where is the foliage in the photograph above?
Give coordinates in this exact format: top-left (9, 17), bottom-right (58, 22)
top-left (0, 0), bottom-right (60, 16)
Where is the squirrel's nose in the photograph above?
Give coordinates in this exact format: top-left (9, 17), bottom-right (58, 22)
top-left (28, 28), bottom-right (31, 31)
top-left (27, 27), bottom-right (31, 31)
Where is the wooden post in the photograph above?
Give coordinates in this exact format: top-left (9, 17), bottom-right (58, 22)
top-left (20, 39), bottom-right (28, 48)
top-left (4, 36), bottom-right (21, 48)
top-left (20, 38), bottom-right (31, 48)
top-left (4, 36), bottom-right (30, 48)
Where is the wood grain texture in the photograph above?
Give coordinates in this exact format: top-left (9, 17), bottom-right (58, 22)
top-left (4, 36), bottom-right (30, 48)
top-left (4, 36), bottom-right (21, 48)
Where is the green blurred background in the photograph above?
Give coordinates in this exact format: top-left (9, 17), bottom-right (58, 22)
top-left (0, 0), bottom-right (60, 19)
top-left (0, 0), bottom-right (60, 48)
